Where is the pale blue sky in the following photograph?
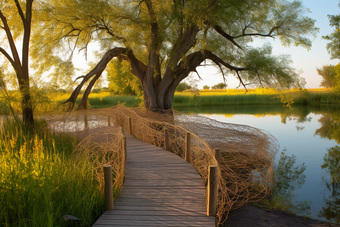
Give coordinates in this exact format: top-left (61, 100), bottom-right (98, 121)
top-left (194, 0), bottom-right (340, 89)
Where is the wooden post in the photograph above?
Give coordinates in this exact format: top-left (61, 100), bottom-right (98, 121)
top-left (164, 128), bottom-right (170, 151)
top-left (84, 113), bottom-right (89, 131)
top-left (214, 148), bottom-right (221, 165)
top-left (207, 165), bottom-right (218, 216)
top-left (104, 165), bottom-right (114, 210)
top-left (185, 132), bottom-right (191, 163)
top-left (128, 117), bottom-right (132, 135)
top-left (122, 136), bottom-right (127, 166)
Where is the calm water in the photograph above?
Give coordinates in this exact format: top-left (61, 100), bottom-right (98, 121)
top-left (176, 105), bottom-right (340, 224)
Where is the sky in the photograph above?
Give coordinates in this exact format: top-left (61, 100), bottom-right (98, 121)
top-left (192, 0), bottom-right (340, 89)
top-left (74, 0), bottom-right (340, 89)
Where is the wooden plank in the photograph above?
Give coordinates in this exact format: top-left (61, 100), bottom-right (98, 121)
top-left (114, 197), bottom-right (206, 204)
top-left (94, 219), bottom-right (214, 226)
top-left (92, 133), bottom-right (214, 227)
top-left (102, 210), bottom-right (207, 216)
top-left (97, 215), bottom-right (214, 222)
top-left (111, 205), bottom-right (207, 212)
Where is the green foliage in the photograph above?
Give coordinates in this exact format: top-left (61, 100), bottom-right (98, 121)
top-left (211, 83), bottom-right (227, 89)
top-left (322, 146), bottom-right (340, 183)
top-left (88, 95), bottom-right (141, 108)
top-left (264, 151), bottom-right (311, 215)
top-left (203, 85), bottom-right (210, 90)
top-left (31, 0), bottom-right (318, 95)
top-left (240, 44), bottom-right (302, 89)
top-left (315, 113), bottom-right (340, 143)
top-left (317, 65), bottom-right (337, 88)
top-left (0, 119), bottom-right (107, 227)
top-left (319, 145), bottom-right (340, 224)
top-left (106, 59), bottom-right (142, 95)
top-left (176, 82), bottom-right (192, 92)
top-left (323, 9), bottom-right (340, 59)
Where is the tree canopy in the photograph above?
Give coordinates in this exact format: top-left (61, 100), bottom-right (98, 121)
top-left (29, 0), bottom-right (318, 110)
top-left (212, 83), bottom-right (227, 89)
top-left (106, 59), bottom-right (142, 95)
top-left (317, 65), bottom-right (337, 88)
top-left (323, 6), bottom-right (340, 59)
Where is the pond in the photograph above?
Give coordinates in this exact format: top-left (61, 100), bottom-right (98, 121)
top-left (175, 105), bottom-right (340, 224)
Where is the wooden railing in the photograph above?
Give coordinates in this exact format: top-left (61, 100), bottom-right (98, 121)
top-left (112, 109), bottom-right (224, 219)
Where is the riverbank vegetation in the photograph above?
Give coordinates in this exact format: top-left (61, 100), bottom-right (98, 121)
top-left (1, 88), bottom-right (338, 114)
top-left (0, 120), bottom-right (112, 227)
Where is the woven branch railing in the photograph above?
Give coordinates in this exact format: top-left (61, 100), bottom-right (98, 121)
top-left (44, 112), bottom-right (127, 209)
top-left (44, 106), bottom-right (279, 225)
top-left (110, 106), bottom-right (279, 224)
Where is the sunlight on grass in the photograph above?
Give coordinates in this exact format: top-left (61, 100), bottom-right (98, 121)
top-left (0, 120), bottom-right (108, 227)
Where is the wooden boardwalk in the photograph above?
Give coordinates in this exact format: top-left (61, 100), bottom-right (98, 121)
top-left (93, 133), bottom-right (215, 227)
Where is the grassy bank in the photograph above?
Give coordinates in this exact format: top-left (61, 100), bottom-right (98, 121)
top-left (83, 88), bottom-right (340, 109)
top-left (0, 120), bottom-right (110, 227)
top-left (2, 89), bottom-right (338, 114)
top-left (173, 88), bottom-right (340, 107)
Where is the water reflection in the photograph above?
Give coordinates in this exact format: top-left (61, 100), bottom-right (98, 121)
top-left (268, 150), bottom-right (311, 215)
top-left (315, 115), bottom-right (340, 143)
top-left (175, 105), bottom-right (340, 223)
top-left (319, 145), bottom-right (340, 224)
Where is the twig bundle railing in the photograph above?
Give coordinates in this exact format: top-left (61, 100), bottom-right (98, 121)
top-left (45, 106), bottom-right (279, 225)
top-left (111, 106), bottom-right (279, 224)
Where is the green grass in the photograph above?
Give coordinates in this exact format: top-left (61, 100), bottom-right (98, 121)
top-left (79, 89), bottom-right (340, 109)
top-left (87, 95), bottom-right (141, 108)
top-left (0, 120), bottom-right (109, 227)
top-left (173, 93), bottom-right (282, 107)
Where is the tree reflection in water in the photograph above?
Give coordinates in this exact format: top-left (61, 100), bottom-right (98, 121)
top-left (315, 114), bottom-right (340, 143)
top-left (319, 145), bottom-right (340, 224)
top-left (266, 150), bottom-right (311, 215)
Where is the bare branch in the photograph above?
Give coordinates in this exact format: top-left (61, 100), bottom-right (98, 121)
top-left (63, 47), bottom-right (128, 109)
top-left (64, 47), bottom-right (146, 110)
top-left (212, 25), bottom-right (243, 50)
top-left (0, 47), bottom-right (17, 71)
top-left (236, 71), bottom-right (247, 91)
top-left (78, 69), bottom-right (104, 110)
top-left (0, 10), bottom-right (22, 73)
top-left (14, 0), bottom-right (26, 25)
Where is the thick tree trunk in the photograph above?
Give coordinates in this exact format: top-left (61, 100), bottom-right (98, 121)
top-left (19, 82), bottom-right (34, 127)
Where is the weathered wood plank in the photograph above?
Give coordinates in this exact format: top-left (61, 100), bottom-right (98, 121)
top-left (92, 133), bottom-right (214, 227)
top-left (103, 210), bottom-right (206, 216)
top-left (94, 219), bottom-right (214, 226)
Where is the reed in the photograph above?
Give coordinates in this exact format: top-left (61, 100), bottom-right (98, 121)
top-left (0, 120), bottom-right (109, 227)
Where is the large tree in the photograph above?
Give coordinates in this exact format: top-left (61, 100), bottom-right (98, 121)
top-left (317, 65), bottom-right (337, 88)
top-left (0, 0), bottom-right (35, 126)
top-left (34, 0), bottom-right (318, 111)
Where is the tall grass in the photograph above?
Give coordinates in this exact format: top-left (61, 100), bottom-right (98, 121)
top-left (0, 120), bottom-right (107, 227)
top-left (173, 88), bottom-right (340, 107)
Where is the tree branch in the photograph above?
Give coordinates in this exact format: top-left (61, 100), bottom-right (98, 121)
top-left (236, 71), bottom-right (247, 91)
top-left (63, 47), bottom-right (128, 110)
top-left (0, 47), bottom-right (17, 71)
top-left (234, 25), bottom-right (281, 39)
top-left (77, 69), bottom-right (104, 110)
top-left (14, 0), bottom-right (26, 25)
top-left (212, 24), bottom-right (243, 50)
top-left (172, 50), bottom-right (246, 87)
top-left (64, 47), bottom-right (146, 110)
top-left (0, 10), bottom-right (22, 74)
